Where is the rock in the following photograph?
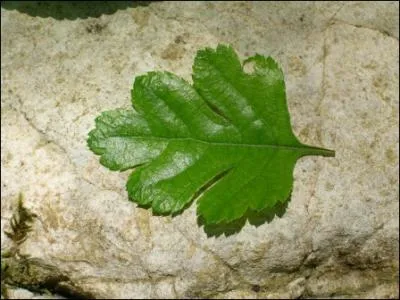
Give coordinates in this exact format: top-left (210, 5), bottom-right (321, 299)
top-left (4, 287), bottom-right (65, 299)
top-left (4, 288), bottom-right (35, 299)
top-left (1, 1), bottom-right (398, 299)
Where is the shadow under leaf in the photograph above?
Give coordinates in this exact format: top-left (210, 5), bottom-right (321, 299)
top-left (131, 171), bottom-right (291, 237)
top-left (1, 1), bottom-right (158, 20)
top-left (134, 194), bottom-right (291, 236)
top-left (197, 196), bottom-right (291, 237)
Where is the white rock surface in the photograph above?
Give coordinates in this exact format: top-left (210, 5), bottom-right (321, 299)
top-left (4, 288), bottom-right (65, 300)
top-left (1, 2), bottom-right (398, 299)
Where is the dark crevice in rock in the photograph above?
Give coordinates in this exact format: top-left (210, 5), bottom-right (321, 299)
top-left (1, 195), bottom-right (96, 299)
top-left (0, 1), bottom-right (159, 20)
top-left (2, 257), bottom-right (97, 299)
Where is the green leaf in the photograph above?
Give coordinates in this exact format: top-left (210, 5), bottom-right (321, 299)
top-left (88, 44), bottom-right (334, 225)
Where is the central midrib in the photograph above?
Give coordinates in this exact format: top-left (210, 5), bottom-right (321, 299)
top-left (117, 135), bottom-right (335, 156)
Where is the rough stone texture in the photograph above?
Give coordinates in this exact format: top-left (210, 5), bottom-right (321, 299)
top-left (4, 288), bottom-right (65, 300)
top-left (1, 1), bottom-right (399, 299)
